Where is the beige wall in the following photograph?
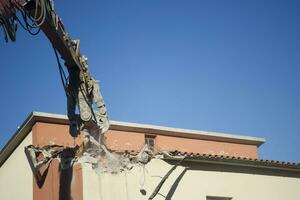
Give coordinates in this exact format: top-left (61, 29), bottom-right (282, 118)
top-left (0, 132), bottom-right (33, 200)
top-left (82, 159), bottom-right (300, 200)
top-left (81, 159), bottom-right (186, 200)
top-left (173, 163), bottom-right (300, 200)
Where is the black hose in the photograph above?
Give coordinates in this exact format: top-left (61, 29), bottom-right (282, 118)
top-left (52, 46), bottom-right (68, 91)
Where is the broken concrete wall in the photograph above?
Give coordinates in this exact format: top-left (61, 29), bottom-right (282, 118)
top-left (31, 122), bottom-right (84, 200)
top-left (32, 121), bottom-right (260, 159)
top-left (0, 114), bottom-right (268, 200)
top-left (81, 159), bottom-right (185, 200)
top-left (0, 131), bottom-right (33, 200)
top-left (81, 158), bottom-right (300, 200)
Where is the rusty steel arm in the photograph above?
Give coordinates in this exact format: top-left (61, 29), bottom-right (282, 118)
top-left (1, 0), bottom-right (84, 69)
top-left (23, 0), bottom-right (84, 70)
top-left (1, 0), bottom-right (110, 136)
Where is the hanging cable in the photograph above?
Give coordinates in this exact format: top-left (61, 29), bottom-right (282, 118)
top-left (31, 0), bottom-right (47, 27)
top-left (52, 45), bottom-right (68, 92)
top-left (0, 0), bottom-right (51, 40)
top-left (0, 19), bottom-right (9, 42)
top-left (17, 0), bottom-right (48, 29)
top-left (0, 8), bottom-right (17, 42)
top-left (52, 45), bottom-right (97, 123)
top-left (14, 13), bottom-right (40, 35)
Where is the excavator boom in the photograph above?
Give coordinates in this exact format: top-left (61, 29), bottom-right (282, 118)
top-left (1, 0), bottom-right (84, 69)
top-left (0, 0), bottom-right (110, 137)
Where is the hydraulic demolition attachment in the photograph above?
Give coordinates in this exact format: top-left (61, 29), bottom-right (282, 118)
top-left (0, 0), bottom-right (109, 137)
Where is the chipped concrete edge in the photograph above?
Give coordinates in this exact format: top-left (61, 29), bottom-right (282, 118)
top-left (0, 111), bottom-right (265, 167)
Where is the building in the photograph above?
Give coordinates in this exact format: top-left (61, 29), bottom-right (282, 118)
top-left (0, 112), bottom-right (299, 200)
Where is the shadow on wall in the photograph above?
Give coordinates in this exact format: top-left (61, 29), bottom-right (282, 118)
top-left (36, 161), bottom-right (52, 188)
top-left (149, 160), bottom-right (300, 200)
top-left (59, 147), bottom-right (77, 200)
top-left (33, 147), bottom-right (78, 200)
top-left (165, 168), bottom-right (188, 200)
top-left (59, 166), bottom-right (73, 200)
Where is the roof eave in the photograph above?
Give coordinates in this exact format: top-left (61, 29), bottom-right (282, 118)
top-left (0, 111), bottom-right (266, 167)
top-left (163, 156), bottom-right (300, 172)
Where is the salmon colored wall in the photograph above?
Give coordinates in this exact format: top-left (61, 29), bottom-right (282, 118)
top-left (32, 122), bottom-right (83, 200)
top-left (104, 130), bottom-right (258, 158)
top-left (105, 130), bottom-right (145, 151)
top-left (32, 122), bottom-right (259, 158)
top-left (31, 122), bottom-right (146, 151)
top-left (32, 122), bottom-right (85, 147)
top-left (155, 135), bottom-right (258, 158)
top-left (33, 159), bottom-right (83, 200)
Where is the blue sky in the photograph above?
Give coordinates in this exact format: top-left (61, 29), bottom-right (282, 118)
top-left (1, 0), bottom-right (299, 162)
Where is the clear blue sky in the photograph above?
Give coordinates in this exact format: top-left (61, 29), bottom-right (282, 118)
top-left (1, 0), bottom-right (299, 162)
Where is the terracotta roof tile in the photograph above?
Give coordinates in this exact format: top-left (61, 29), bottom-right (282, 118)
top-left (165, 151), bottom-right (300, 170)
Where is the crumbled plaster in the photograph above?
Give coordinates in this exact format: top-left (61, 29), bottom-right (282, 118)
top-left (25, 130), bottom-right (157, 182)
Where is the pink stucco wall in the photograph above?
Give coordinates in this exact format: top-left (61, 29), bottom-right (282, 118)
top-left (155, 135), bottom-right (258, 158)
top-left (32, 122), bottom-right (259, 159)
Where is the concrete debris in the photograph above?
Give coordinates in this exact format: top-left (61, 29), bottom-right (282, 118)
top-left (135, 143), bottom-right (153, 164)
top-left (77, 152), bottom-right (99, 164)
top-left (95, 151), bottom-right (132, 174)
top-left (25, 132), bottom-right (157, 182)
top-left (24, 145), bottom-right (81, 182)
top-left (159, 151), bottom-right (186, 160)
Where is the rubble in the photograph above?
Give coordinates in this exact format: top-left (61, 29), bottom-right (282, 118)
top-left (24, 129), bottom-right (157, 183)
top-left (24, 144), bottom-right (81, 182)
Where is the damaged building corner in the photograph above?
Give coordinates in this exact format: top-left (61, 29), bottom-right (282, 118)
top-left (1, 1), bottom-right (300, 199)
top-left (24, 135), bottom-right (156, 182)
top-left (1, 112), bottom-right (300, 200)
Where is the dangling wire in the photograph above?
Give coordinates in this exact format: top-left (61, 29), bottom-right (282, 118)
top-left (52, 45), bottom-right (68, 92)
top-left (0, 21), bottom-right (9, 42)
top-left (52, 45), bottom-right (97, 123)
top-left (0, 0), bottom-right (51, 41)
top-left (14, 0), bottom-right (51, 35)
top-left (14, 13), bottom-right (40, 35)
top-left (0, 9), bottom-right (17, 42)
